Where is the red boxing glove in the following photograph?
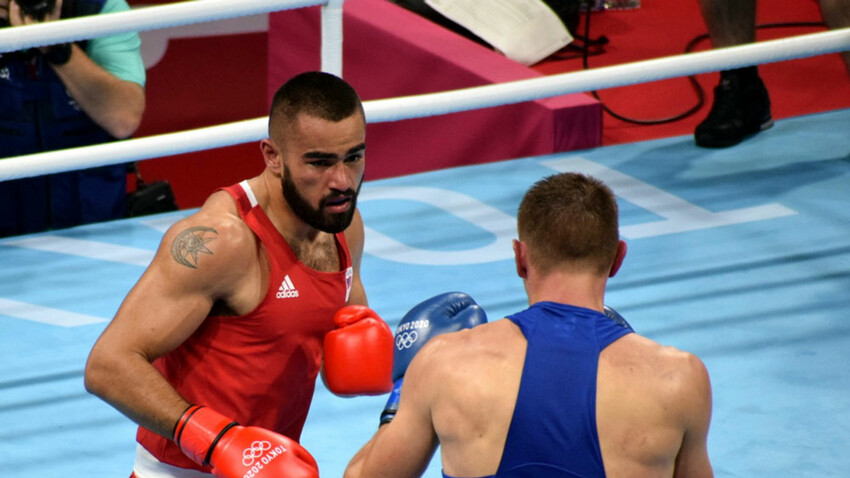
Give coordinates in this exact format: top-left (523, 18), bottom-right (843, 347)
top-left (174, 405), bottom-right (319, 478)
top-left (323, 305), bottom-right (394, 396)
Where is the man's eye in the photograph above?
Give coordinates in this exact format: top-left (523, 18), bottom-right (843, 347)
top-left (344, 154), bottom-right (363, 163)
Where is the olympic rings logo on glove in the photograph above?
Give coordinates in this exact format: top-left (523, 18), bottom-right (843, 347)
top-left (395, 331), bottom-right (419, 350)
top-left (242, 440), bottom-right (272, 466)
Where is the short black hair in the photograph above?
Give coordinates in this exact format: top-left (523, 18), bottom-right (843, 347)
top-left (268, 71), bottom-right (364, 137)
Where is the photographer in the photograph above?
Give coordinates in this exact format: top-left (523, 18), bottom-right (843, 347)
top-left (0, 0), bottom-right (145, 237)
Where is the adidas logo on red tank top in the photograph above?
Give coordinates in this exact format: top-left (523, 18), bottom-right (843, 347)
top-left (276, 275), bottom-right (299, 299)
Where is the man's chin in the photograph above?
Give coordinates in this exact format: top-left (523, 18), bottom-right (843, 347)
top-left (329, 213), bottom-right (357, 233)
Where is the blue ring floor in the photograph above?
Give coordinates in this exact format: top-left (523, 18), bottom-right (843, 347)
top-left (1, 108), bottom-right (849, 477)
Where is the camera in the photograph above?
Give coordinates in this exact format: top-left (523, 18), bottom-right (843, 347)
top-left (17, 0), bottom-right (57, 21)
top-left (1, 0), bottom-right (57, 27)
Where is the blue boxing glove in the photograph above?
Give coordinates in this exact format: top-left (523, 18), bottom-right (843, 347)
top-left (604, 305), bottom-right (633, 331)
top-left (380, 292), bottom-right (488, 426)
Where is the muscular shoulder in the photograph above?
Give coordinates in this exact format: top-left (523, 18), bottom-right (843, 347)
top-left (603, 334), bottom-right (711, 419)
top-left (408, 320), bottom-right (522, 391)
top-left (660, 345), bottom-right (712, 420)
top-left (640, 337), bottom-right (708, 398)
top-left (157, 191), bottom-right (257, 285)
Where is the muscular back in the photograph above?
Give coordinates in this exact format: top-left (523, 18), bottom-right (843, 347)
top-left (596, 334), bottom-right (713, 478)
top-left (425, 320), bottom-right (525, 477)
top-left (415, 319), bottom-right (712, 478)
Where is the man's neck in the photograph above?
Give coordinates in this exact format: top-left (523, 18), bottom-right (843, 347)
top-left (525, 269), bottom-right (607, 312)
top-left (255, 173), bottom-right (321, 245)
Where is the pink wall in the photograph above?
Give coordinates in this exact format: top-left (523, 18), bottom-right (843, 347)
top-left (268, 0), bottom-right (601, 181)
top-left (129, 0), bottom-right (601, 208)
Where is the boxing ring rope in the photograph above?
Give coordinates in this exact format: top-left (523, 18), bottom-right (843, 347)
top-left (0, 0), bottom-right (342, 72)
top-left (0, 7), bottom-right (848, 181)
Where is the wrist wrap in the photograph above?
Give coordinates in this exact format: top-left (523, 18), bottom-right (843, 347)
top-left (45, 43), bottom-right (72, 65)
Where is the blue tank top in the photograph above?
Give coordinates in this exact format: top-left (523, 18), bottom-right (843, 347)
top-left (442, 302), bottom-right (633, 478)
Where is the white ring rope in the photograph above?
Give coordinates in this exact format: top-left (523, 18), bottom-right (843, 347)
top-left (0, 118), bottom-right (269, 181)
top-left (366, 28), bottom-right (850, 122)
top-left (0, 0), bottom-right (325, 53)
top-left (0, 24), bottom-right (848, 181)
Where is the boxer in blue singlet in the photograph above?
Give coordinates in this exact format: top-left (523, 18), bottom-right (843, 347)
top-left (442, 303), bottom-right (634, 478)
top-left (345, 172), bottom-right (714, 478)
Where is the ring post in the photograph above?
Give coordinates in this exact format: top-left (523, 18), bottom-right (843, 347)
top-left (321, 0), bottom-right (346, 76)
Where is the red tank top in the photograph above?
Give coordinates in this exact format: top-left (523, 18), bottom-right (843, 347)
top-left (136, 180), bottom-right (354, 472)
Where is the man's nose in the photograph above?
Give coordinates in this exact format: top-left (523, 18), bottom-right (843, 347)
top-left (327, 162), bottom-right (352, 190)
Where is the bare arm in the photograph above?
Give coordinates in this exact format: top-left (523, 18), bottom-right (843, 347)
top-left (8, 0), bottom-right (144, 138)
top-left (345, 343), bottom-right (440, 478)
top-left (84, 198), bottom-right (255, 438)
top-left (48, 43), bottom-right (145, 138)
top-left (672, 353), bottom-right (714, 478)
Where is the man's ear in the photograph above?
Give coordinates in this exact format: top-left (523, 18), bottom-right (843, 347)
top-left (513, 239), bottom-right (528, 279)
top-left (260, 138), bottom-right (282, 174)
top-left (609, 240), bottom-right (627, 278)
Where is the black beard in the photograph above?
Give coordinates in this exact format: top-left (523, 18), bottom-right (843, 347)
top-left (282, 165), bottom-right (360, 234)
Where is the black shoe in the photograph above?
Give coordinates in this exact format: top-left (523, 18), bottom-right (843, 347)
top-left (695, 75), bottom-right (774, 148)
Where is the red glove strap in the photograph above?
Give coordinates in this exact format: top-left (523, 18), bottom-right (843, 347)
top-left (174, 405), bottom-right (238, 467)
top-left (173, 405), bottom-right (202, 442)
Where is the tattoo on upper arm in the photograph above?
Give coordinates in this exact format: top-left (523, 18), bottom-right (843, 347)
top-left (171, 226), bottom-right (218, 269)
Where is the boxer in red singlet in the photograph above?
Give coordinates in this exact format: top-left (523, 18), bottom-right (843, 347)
top-left (84, 72), bottom-right (393, 478)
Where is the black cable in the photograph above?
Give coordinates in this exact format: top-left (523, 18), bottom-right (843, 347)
top-left (579, 9), bottom-right (827, 125)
